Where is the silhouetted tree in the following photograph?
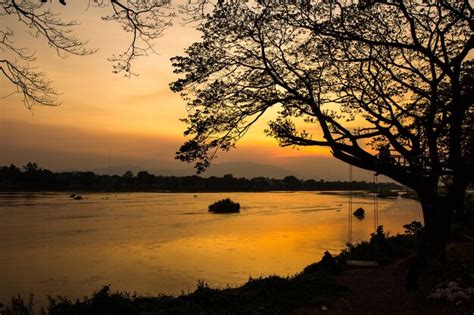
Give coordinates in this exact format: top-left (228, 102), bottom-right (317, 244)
top-left (1, 0), bottom-right (174, 107)
top-left (171, 1), bottom-right (473, 260)
top-left (23, 162), bottom-right (39, 172)
top-left (122, 170), bottom-right (134, 179)
top-left (283, 175), bottom-right (302, 189)
top-left (74, 171), bottom-right (97, 186)
top-left (0, 164), bottom-right (21, 187)
top-left (137, 171), bottom-right (155, 186)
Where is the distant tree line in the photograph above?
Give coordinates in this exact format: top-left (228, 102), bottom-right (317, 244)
top-left (0, 163), bottom-right (401, 192)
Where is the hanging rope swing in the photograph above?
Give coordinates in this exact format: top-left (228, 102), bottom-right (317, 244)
top-left (348, 165), bottom-right (353, 244)
top-left (346, 164), bottom-right (380, 267)
top-left (373, 171), bottom-right (379, 233)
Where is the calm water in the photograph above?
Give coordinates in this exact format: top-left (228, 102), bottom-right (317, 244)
top-left (0, 191), bottom-right (422, 305)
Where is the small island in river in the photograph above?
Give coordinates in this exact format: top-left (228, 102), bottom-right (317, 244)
top-left (208, 198), bottom-right (240, 213)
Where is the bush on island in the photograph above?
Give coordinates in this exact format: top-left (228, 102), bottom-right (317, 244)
top-left (209, 198), bottom-right (240, 213)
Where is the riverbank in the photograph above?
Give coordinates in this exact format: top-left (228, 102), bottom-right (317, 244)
top-left (298, 242), bottom-right (474, 314)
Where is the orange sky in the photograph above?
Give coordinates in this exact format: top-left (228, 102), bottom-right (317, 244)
top-left (0, 1), bottom-right (377, 180)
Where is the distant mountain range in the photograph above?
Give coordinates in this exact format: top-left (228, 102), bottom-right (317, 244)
top-left (90, 162), bottom-right (302, 179)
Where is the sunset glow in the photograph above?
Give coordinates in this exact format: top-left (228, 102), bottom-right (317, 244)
top-left (0, 1), bottom-right (340, 177)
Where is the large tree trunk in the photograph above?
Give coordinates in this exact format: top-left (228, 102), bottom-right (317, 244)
top-left (448, 172), bottom-right (469, 222)
top-left (416, 189), bottom-right (452, 264)
top-left (415, 176), bottom-right (469, 267)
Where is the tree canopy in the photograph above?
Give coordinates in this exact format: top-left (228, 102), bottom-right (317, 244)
top-left (172, 0), bottom-right (472, 186)
top-left (171, 0), bottom-right (473, 257)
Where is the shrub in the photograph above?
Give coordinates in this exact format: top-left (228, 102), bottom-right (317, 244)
top-left (208, 198), bottom-right (240, 213)
top-left (303, 251), bottom-right (344, 275)
top-left (337, 225), bottom-right (419, 265)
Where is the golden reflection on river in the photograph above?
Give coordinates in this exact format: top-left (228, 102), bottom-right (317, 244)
top-left (0, 192), bottom-right (421, 305)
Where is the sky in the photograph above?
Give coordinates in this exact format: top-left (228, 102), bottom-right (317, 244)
top-left (0, 1), bottom-right (380, 181)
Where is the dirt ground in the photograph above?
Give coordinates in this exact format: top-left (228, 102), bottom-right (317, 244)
top-left (297, 242), bottom-right (474, 314)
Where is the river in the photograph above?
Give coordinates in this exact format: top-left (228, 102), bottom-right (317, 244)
top-left (0, 191), bottom-right (422, 306)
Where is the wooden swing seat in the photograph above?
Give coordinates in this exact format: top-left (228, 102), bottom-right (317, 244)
top-left (346, 260), bottom-right (380, 267)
